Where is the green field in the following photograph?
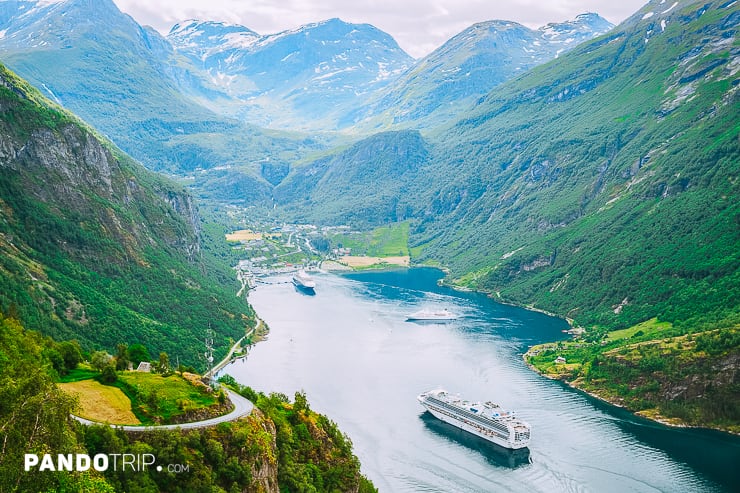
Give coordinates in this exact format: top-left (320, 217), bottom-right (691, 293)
top-left (115, 372), bottom-right (224, 424)
top-left (328, 221), bottom-right (410, 257)
top-left (58, 366), bottom-right (100, 383)
top-left (605, 318), bottom-right (673, 342)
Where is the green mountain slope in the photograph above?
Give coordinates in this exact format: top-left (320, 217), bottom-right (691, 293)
top-left (0, 63), bottom-right (253, 366)
top-left (279, 0), bottom-right (738, 333)
top-left (400, 0), bottom-right (739, 428)
top-left (271, 1), bottom-right (739, 429)
top-left (409, 0), bottom-right (739, 331)
top-left (247, 0), bottom-right (740, 337)
top-left (275, 130), bottom-right (429, 226)
top-left (0, 312), bottom-right (376, 492)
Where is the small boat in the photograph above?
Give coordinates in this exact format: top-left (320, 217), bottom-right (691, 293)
top-left (292, 269), bottom-right (316, 294)
top-left (406, 308), bottom-right (457, 322)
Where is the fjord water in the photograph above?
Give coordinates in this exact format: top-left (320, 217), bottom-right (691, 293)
top-left (225, 268), bottom-right (738, 492)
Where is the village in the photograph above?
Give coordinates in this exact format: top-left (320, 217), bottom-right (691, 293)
top-left (222, 205), bottom-right (412, 288)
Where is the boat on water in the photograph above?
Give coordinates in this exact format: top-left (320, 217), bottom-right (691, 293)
top-left (417, 389), bottom-right (531, 450)
top-left (406, 308), bottom-right (457, 321)
top-left (292, 269), bottom-right (316, 294)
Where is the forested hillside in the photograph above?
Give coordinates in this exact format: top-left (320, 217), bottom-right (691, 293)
top-left (276, 130), bottom-right (429, 227)
top-left (0, 313), bottom-right (375, 492)
top-left (417, 0), bottom-right (739, 333)
top-left (0, 63), bottom-right (253, 367)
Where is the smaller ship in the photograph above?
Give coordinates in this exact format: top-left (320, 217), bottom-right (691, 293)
top-left (292, 269), bottom-right (316, 294)
top-left (406, 308), bottom-right (457, 322)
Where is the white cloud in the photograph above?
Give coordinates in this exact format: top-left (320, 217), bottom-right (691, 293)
top-left (113, 0), bottom-right (647, 58)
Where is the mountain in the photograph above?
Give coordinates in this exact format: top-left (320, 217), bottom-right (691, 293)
top-left (168, 18), bottom-right (414, 130)
top-left (275, 130), bottom-right (429, 225)
top-left (269, 0), bottom-right (739, 430)
top-left (0, 58), bottom-right (375, 493)
top-left (0, 0), bottom-right (211, 167)
top-left (279, 0), bottom-right (739, 332)
top-left (0, 62), bottom-right (254, 366)
top-left (346, 13), bottom-right (614, 129)
top-left (0, 0), bottom-right (319, 198)
top-left (413, 0), bottom-right (739, 332)
top-left (3, 0), bottom-right (736, 344)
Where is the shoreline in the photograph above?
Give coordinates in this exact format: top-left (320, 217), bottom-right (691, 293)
top-left (435, 268), bottom-right (567, 317)
top-left (522, 351), bottom-right (740, 437)
top-left (436, 265), bottom-right (737, 437)
top-left (239, 265), bottom-right (737, 438)
top-left (211, 316), bottom-right (268, 379)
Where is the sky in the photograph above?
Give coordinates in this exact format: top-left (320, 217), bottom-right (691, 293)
top-left (113, 0), bottom-right (649, 58)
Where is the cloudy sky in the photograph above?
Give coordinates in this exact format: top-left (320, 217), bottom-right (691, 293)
top-left (113, 0), bottom-right (648, 58)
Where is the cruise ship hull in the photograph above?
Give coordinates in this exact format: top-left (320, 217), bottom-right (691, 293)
top-left (292, 278), bottom-right (315, 294)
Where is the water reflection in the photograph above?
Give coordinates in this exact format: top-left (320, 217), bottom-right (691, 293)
top-left (420, 412), bottom-right (532, 469)
top-left (576, 389), bottom-right (740, 492)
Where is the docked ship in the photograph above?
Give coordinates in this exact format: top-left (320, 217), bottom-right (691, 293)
top-left (292, 269), bottom-right (316, 294)
top-left (406, 308), bottom-right (457, 322)
top-left (417, 389), bottom-right (530, 449)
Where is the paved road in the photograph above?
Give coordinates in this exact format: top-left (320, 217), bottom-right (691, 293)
top-left (206, 335), bottom-right (246, 380)
top-left (72, 388), bottom-right (253, 432)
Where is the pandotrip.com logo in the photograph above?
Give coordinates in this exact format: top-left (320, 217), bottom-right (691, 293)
top-left (24, 453), bottom-right (190, 473)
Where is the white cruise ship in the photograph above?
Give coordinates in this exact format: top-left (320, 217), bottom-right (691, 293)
top-left (418, 389), bottom-right (530, 449)
top-left (292, 269), bottom-right (316, 294)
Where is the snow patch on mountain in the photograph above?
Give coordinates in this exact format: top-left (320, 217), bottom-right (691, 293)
top-left (662, 2), bottom-right (678, 13)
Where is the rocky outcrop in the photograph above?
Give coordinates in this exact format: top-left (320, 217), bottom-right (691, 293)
top-left (12, 125), bottom-right (114, 202)
top-left (248, 409), bottom-right (280, 493)
top-left (0, 105), bottom-right (201, 265)
top-left (662, 352), bottom-right (739, 402)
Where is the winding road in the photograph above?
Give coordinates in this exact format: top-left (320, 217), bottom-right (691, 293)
top-left (74, 279), bottom-right (262, 431)
top-left (72, 388), bottom-right (253, 432)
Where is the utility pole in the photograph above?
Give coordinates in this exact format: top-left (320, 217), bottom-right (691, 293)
top-left (204, 326), bottom-right (214, 382)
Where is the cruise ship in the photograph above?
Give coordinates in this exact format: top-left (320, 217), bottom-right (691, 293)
top-left (417, 389), bottom-right (530, 449)
top-left (292, 269), bottom-right (316, 294)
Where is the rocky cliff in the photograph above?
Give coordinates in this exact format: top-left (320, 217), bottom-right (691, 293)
top-left (0, 63), bottom-right (252, 366)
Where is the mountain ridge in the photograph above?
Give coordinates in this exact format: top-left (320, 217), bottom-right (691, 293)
top-left (167, 16), bottom-right (414, 130)
top-left (345, 12), bottom-right (614, 129)
top-left (0, 0), bottom-right (321, 206)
